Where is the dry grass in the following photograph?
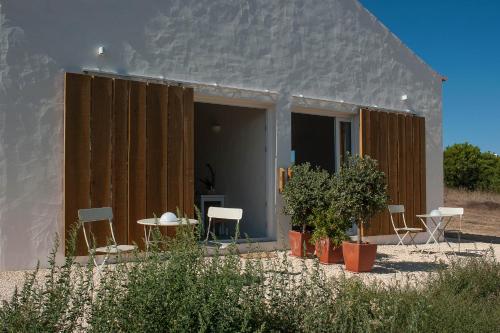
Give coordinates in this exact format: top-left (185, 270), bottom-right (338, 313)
top-left (445, 187), bottom-right (500, 237)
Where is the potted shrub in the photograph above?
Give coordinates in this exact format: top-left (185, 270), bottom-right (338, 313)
top-left (311, 207), bottom-right (351, 264)
top-left (282, 163), bottom-right (331, 257)
top-left (331, 155), bottom-right (387, 272)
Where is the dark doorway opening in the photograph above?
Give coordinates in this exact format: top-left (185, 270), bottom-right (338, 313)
top-left (291, 113), bottom-right (335, 173)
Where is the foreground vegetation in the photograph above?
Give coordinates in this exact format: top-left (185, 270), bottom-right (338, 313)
top-left (1, 226), bottom-right (499, 332)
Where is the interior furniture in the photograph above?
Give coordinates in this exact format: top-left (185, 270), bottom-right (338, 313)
top-left (200, 194), bottom-right (225, 232)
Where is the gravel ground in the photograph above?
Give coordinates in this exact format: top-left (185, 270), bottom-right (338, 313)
top-left (1, 240), bottom-right (498, 302)
top-left (286, 239), bottom-right (499, 286)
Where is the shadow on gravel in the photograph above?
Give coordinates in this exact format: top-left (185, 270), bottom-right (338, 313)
top-left (371, 260), bottom-right (447, 274)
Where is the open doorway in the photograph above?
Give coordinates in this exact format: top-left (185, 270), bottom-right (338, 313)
top-left (194, 102), bottom-right (268, 241)
top-left (291, 111), bottom-right (353, 173)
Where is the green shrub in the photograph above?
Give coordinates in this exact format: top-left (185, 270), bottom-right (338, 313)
top-left (282, 163), bottom-right (332, 232)
top-left (444, 142), bottom-right (500, 192)
top-left (1, 225), bottom-right (499, 332)
top-left (331, 154), bottom-right (388, 243)
top-left (309, 207), bottom-right (351, 246)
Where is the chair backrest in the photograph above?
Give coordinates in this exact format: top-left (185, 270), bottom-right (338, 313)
top-left (387, 205), bottom-right (409, 229)
top-left (78, 207), bottom-right (117, 251)
top-left (207, 207), bottom-right (243, 221)
top-left (438, 207), bottom-right (464, 216)
top-left (78, 207), bottom-right (113, 222)
top-left (388, 205), bottom-right (405, 214)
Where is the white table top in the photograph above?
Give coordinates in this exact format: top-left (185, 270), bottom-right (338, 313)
top-left (137, 218), bottom-right (199, 226)
top-left (416, 213), bottom-right (459, 218)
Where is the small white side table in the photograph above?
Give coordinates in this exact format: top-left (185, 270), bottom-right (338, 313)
top-left (200, 194), bottom-right (225, 227)
top-left (416, 213), bottom-right (459, 253)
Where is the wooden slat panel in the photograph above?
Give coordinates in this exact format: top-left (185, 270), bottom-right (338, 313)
top-left (365, 110), bottom-right (380, 236)
top-left (112, 79), bottom-right (129, 245)
top-left (387, 113), bottom-right (400, 228)
top-left (413, 116), bottom-right (422, 217)
top-left (397, 114), bottom-right (407, 229)
top-left (90, 76), bottom-right (113, 247)
top-left (405, 116), bottom-right (415, 227)
top-left (359, 109), bottom-right (370, 157)
top-left (64, 73), bottom-right (91, 256)
top-left (183, 88), bottom-right (195, 218)
top-left (146, 83), bottom-right (169, 219)
top-left (419, 117), bottom-right (426, 216)
top-left (167, 86), bottom-right (184, 214)
top-left (377, 112), bottom-right (390, 235)
top-left (359, 110), bottom-right (427, 236)
top-left (128, 81), bottom-right (147, 247)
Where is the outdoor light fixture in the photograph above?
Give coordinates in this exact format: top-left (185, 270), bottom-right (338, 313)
top-left (401, 94), bottom-right (408, 101)
top-left (97, 46), bottom-right (105, 56)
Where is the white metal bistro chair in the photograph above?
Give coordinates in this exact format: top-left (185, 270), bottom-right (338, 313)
top-left (388, 205), bottom-right (424, 248)
top-left (205, 207), bottom-right (243, 244)
top-left (78, 207), bottom-right (136, 270)
top-left (438, 207), bottom-right (464, 252)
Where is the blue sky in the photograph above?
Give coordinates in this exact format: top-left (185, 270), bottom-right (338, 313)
top-left (360, 0), bottom-right (500, 154)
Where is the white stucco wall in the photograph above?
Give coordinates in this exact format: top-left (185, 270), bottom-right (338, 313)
top-left (0, 0), bottom-right (443, 270)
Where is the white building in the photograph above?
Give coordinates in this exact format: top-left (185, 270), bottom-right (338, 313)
top-left (0, 0), bottom-right (444, 271)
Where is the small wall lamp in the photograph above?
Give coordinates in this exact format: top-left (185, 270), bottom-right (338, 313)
top-left (211, 123), bottom-right (221, 133)
top-left (97, 46), bottom-right (105, 56)
top-left (401, 94), bottom-right (408, 101)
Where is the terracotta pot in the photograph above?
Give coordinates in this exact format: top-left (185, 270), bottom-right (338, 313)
top-left (315, 238), bottom-right (343, 264)
top-left (288, 230), bottom-right (315, 257)
top-left (342, 241), bottom-right (377, 272)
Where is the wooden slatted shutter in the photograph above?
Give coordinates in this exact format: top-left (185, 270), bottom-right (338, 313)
top-left (64, 73), bottom-right (194, 255)
top-left (359, 109), bottom-right (426, 236)
top-left (64, 73), bottom-right (91, 255)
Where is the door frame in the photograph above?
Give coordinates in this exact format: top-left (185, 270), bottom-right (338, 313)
top-left (194, 94), bottom-right (277, 241)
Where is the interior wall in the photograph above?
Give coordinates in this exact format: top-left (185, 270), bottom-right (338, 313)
top-left (195, 103), bottom-right (267, 238)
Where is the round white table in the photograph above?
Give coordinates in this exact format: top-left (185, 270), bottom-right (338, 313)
top-left (416, 213), bottom-right (460, 253)
top-left (137, 218), bottom-right (199, 250)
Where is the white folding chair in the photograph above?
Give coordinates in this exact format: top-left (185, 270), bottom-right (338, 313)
top-left (78, 207), bottom-right (136, 270)
top-left (438, 207), bottom-right (464, 252)
top-left (388, 205), bottom-right (424, 249)
top-left (205, 207), bottom-right (243, 244)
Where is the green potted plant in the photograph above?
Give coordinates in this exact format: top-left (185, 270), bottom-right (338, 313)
top-left (282, 163), bottom-right (331, 257)
top-left (310, 206), bottom-right (351, 264)
top-left (331, 155), bottom-right (387, 272)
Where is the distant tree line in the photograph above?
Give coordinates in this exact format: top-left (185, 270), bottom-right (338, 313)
top-left (444, 143), bottom-right (500, 192)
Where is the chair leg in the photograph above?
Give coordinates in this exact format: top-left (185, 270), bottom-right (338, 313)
top-left (235, 220), bottom-right (240, 240)
top-left (396, 231), bottom-right (408, 246)
top-left (205, 218), bottom-right (212, 243)
top-left (408, 233), bottom-right (418, 249)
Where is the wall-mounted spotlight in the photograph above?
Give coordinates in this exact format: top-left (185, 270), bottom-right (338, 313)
top-left (97, 46), bottom-right (105, 56)
top-left (211, 123), bottom-right (221, 134)
top-left (401, 94), bottom-right (408, 101)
